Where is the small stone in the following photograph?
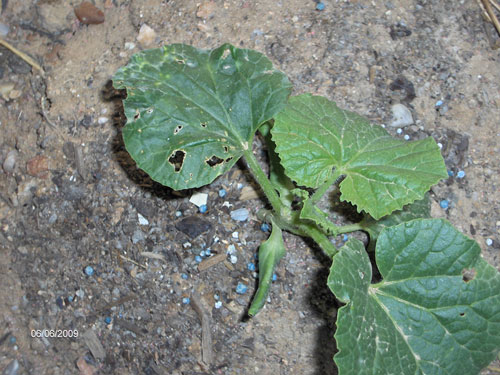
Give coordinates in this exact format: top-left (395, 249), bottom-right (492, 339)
top-left (226, 244), bottom-right (236, 255)
top-left (74, 1), bottom-right (105, 25)
top-left (175, 210), bottom-right (182, 217)
top-left (230, 255), bottom-right (238, 264)
top-left (124, 42), bottom-right (135, 50)
top-left (26, 155), bottom-right (49, 178)
top-left (195, 255), bottom-right (202, 263)
top-left (181, 273), bottom-right (188, 280)
top-left (260, 223), bottom-right (270, 232)
top-left (8, 89), bottom-right (22, 100)
top-left (3, 150), bottom-right (18, 173)
top-left (104, 316), bottom-right (112, 324)
top-left (457, 170), bottom-right (465, 179)
top-left (389, 103), bottom-right (413, 127)
top-left (84, 266), bottom-right (94, 276)
top-left (218, 188), bottom-right (226, 198)
top-left (189, 192), bottom-right (208, 207)
top-left (235, 282), bottom-right (248, 294)
top-left (137, 213), bottom-right (149, 226)
top-left (247, 262), bottom-right (256, 271)
top-left (396, 128), bottom-right (403, 134)
top-left (272, 273), bottom-right (277, 281)
top-left (176, 216), bottom-right (212, 239)
top-left (97, 116), bottom-right (108, 125)
top-left (132, 229), bottom-right (145, 243)
top-left (231, 231), bottom-right (239, 239)
top-left (214, 301), bottom-right (222, 309)
top-left (137, 24), bottom-right (156, 47)
top-left (486, 238), bottom-right (493, 246)
top-left (0, 22), bottom-right (9, 37)
top-left (230, 208), bottom-right (249, 221)
top-left (196, 1), bottom-right (217, 18)
top-left (182, 297), bottom-right (190, 304)
top-left (0, 83), bottom-right (15, 100)
top-left (199, 204), bottom-right (207, 213)
top-left (316, 2), bottom-right (325, 11)
top-left (404, 134), bottom-right (410, 140)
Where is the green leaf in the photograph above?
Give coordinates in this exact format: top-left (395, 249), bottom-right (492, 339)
top-left (328, 219), bottom-right (500, 375)
top-left (113, 44), bottom-right (292, 190)
top-left (272, 94), bottom-right (447, 219)
top-left (300, 196), bottom-right (338, 235)
top-left (360, 193), bottom-right (431, 249)
top-left (248, 221), bottom-right (286, 316)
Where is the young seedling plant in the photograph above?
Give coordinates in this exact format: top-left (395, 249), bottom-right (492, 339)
top-left (113, 44), bottom-right (500, 375)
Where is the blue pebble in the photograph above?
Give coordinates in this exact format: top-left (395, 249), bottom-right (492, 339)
top-left (9, 336), bottom-right (16, 344)
top-left (316, 2), bottom-right (325, 10)
top-left (84, 266), bottom-right (94, 276)
top-left (247, 262), bottom-right (256, 271)
top-left (343, 234), bottom-right (349, 242)
top-left (260, 223), bottom-right (270, 232)
top-left (272, 273), bottom-right (277, 282)
top-left (200, 250), bottom-right (206, 257)
top-left (68, 295), bottom-right (74, 303)
top-left (435, 100), bottom-right (443, 107)
top-left (448, 170), bottom-right (454, 177)
top-left (440, 200), bottom-right (449, 209)
top-left (218, 189), bottom-right (226, 198)
top-left (104, 316), bottom-right (112, 324)
top-left (457, 170), bottom-right (465, 179)
top-left (235, 282), bottom-right (248, 294)
top-left (182, 297), bottom-right (190, 304)
top-left (181, 273), bottom-right (188, 280)
top-left (199, 204), bottom-right (207, 213)
top-left (56, 296), bottom-right (64, 309)
top-left (205, 248), bottom-right (211, 256)
top-left (195, 255), bottom-right (203, 263)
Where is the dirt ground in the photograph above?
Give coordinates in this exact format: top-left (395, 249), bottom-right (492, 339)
top-left (0, 0), bottom-right (499, 374)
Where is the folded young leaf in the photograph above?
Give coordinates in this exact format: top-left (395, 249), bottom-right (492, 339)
top-left (328, 219), bottom-right (500, 375)
top-left (248, 222), bottom-right (286, 316)
top-left (113, 44), bottom-right (292, 190)
top-left (300, 196), bottom-right (338, 235)
top-left (272, 94), bottom-right (447, 219)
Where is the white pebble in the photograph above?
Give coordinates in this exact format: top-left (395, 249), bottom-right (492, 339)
top-left (404, 134), bottom-right (410, 140)
top-left (137, 24), bottom-right (157, 47)
top-left (189, 192), bottom-right (208, 207)
top-left (437, 142), bottom-right (443, 149)
top-left (137, 213), bottom-right (149, 226)
top-left (175, 211), bottom-right (182, 217)
top-left (396, 128), bottom-right (403, 134)
top-left (98, 117), bottom-right (108, 125)
top-left (230, 208), bottom-right (249, 222)
top-left (0, 22), bottom-right (9, 37)
top-left (486, 238), bottom-right (493, 246)
top-left (124, 42), bottom-right (136, 50)
top-left (2, 150), bottom-right (17, 173)
top-left (231, 231), bottom-right (239, 239)
top-left (183, 242), bottom-right (192, 249)
top-left (214, 301), bottom-right (222, 309)
top-left (227, 244), bottom-right (236, 255)
top-left (389, 103), bottom-right (414, 127)
top-left (230, 255), bottom-right (238, 264)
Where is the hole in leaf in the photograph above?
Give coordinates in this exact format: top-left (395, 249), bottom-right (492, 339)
top-left (134, 110), bottom-right (140, 120)
top-left (200, 122), bottom-right (207, 128)
top-left (176, 59), bottom-right (185, 64)
top-left (174, 125), bottom-right (183, 135)
top-left (462, 268), bottom-right (476, 283)
top-left (168, 150), bottom-right (186, 172)
top-left (206, 155), bottom-right (224, 167)
top-left (146, 107), bottom-right (154, 114)
top-left (459, 312), bottom-right (465, 317)
top-left (222, 48), bottom-right (230, 59)
top-left (225, 157), bottom-right (233, 163)
top-left (223, 146), bottom-right (229, 153)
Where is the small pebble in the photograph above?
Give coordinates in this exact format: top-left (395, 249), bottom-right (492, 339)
top-left (230, 208), bottom-right (249, 221)
top-left (214, 301), bottom-right (222, 309)
top-left (137, 213), bottom-right (149, 226)
top-left (74, 1), bottom-right (105, 24)
top-left (440, 200), bottom-right (449, 209)
top-left (9, 336), bottom-right (16, 344)
top-left (214, 294), bottom-right (220, 300)
top-left (3, 150), bottom-right (18, 173)
top-left (343, 234), bottom-right (349, 242)
top-left (437, 142), bottom-right (443, 149)
top-left (205, 248), bottom-right (211, 256)
top-left (190, 192), bottom-right (208, 207)
top-left (237, 183), bottom-right (243, 189)
top-left (235, 282), bottom-right (248, 294)
top-left (272, 273), bottom-right (277, 282)
top-left (396, 128), bottom-right (403, 134)
top-left (104, 316), bottom-right (112, 324)
top-left (247, 262), bottom-right (256, 271)
top-left (199, 204), bottom-right (207, 213)
top-left (232, 231), bottom-right (239, 239)
top-left (97, 116), bottom-right (108, 125)
top-left (390, 103), bottom-right (414, 127)
top-left (0, 22), bottom-right (9, 37)
top-left (486, 238), bottom-right (493, 246)
top-left (68, 295), bottom-right (74, 302)
top-left (260, 223), bottom-right (270, 232)
top-left (137, 24), bottom-right (157, 47)
top-left (84, 266), bottom-right (94, 276)
top-left (448, 170), bottom-right (454, 177)
top-left (195, 255), bottom-right (202, 263)
top-left (124, 42), bottom-right (135, 50)
top-left (182, 297), bottom-right (190, 304)
top-left (435, 100), bottom-right (443, 107)
top-left (175, 210), bottom-right (182, 217)
top-left (181, 273), bottom-right (188, 280)
top-left (227, 244), bottom-right (236, 255)
top-left (230, 255), bottom-right (238, 264)
top-left (403, 134), bottom-right (410, 140)
top-left (457, 170), bottom-right (465, 179)
top-left (316, 2), bottom-right (325, 10)
top-left (218, 188), bottom-right (226, 198)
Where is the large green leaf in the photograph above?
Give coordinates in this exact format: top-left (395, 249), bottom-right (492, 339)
top-left (271, 94), bottom-right (447, 219)
top-left (113, 44), bottom-right (292, 190)
top-left (328, 219), bottom-right (500, 375)
top-left (248, 221), bottom-right (286, 316)
top-left (361, 193), bottom-right (431, 249)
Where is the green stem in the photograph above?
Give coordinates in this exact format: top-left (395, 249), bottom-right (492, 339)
top-left (336, 223), bottom-right (363, 234)
top-left (243, 149), bottom-right (284, 215)
top-left (301, 224), bottom-right (338, 257)
top-left (310, 169), bottom-right (342, 204)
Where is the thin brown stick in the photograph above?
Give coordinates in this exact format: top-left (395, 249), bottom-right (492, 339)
top-left (191, 292), bottom-right (214, 366)
top-left (0, 38), bottom-right (44, 73)
top-left (483, 0), bottom-right (500, 35)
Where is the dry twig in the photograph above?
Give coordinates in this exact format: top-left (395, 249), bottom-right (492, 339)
top-left (0, 38), bottom-right (44, 73)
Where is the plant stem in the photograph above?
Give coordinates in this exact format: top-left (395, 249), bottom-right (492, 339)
top-left (301, 224), bottom-right (338, 257)
top-left (310, 169), bottom-right (342, 204)
top-left (336, 223), bottom-right (363, 234)
top-left (243, 149), bottom-right (284, 215)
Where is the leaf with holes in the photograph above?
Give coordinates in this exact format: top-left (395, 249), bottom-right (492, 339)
top-left (113, 44), bottom-right (292, 190)
top-left (328, 218), bottom-right (500, 375)
top-left (271, 94), bottom-right (448, 219)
